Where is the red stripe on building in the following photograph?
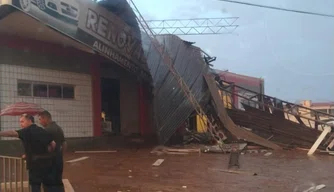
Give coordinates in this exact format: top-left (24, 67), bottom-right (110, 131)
top-left (218, 71), bottom-right (262, 87)
top-left (91, 63), bottom-right (102, 137)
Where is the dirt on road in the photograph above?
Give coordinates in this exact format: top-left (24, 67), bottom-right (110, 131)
top-left (63, 148), bottom-right (334, 192)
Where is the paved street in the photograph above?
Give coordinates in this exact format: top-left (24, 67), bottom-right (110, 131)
top-left (63, 147), bottom-right (334, 192)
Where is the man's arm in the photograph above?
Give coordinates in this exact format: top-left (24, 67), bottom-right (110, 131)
top-left (48, 140), bottom-right (56, 152)
top-left (0, 130), bottom-right (19, 137)
top-left (58, 126), bottom-right (67, 153)
top-left (62, 141), bottom-right (67, 153)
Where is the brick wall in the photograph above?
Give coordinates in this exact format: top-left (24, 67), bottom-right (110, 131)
top-left (0, 64), bottom-right (93, 140)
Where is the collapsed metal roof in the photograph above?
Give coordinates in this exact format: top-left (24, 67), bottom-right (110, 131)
top-left (141, 34), bottom-right (210, 144)
top-left (95, 0), bottom-right (140, 37)
top-left (97, 0), bottom-right (210, 143)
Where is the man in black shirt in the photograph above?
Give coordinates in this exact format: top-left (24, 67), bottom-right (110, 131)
top-left (0, 114), bottom-right (57, 192)
top-left (38, 110), bottom-right (66, 191)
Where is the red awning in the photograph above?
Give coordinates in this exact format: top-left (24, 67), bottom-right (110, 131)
top-left (0, 102), bottom-right (44, 116)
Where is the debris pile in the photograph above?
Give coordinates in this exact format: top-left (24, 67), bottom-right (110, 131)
top-left (202, 143), bottom-right (247, 153)
top-left (188, 73), bottom-right (334, 155)
top-left (151, 146), bottom-right (201, 155)
top-left (155, 73), bottom-right (333, 156)
top-left (141, 31), bottom-right (333, 156)
top-left (183, 129), bottom-right (214, 145)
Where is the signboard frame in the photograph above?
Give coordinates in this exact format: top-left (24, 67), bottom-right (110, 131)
top-left (1, 0), bottom-right (151, 81)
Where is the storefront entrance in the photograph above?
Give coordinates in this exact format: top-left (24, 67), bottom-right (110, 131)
top-left (101, 78), bottom-right (121, 135)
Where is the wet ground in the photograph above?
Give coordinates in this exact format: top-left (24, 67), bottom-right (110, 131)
top-left (63, 147), bottom-right (334, 192)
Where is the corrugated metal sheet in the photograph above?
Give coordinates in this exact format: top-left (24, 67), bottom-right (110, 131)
top-left (141, 34), bottom-right (209, 144)
top-left (96, 0), bottom-right (140, 36)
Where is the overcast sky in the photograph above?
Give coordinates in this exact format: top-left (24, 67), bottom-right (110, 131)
top-left (133, 0), bottom-right (334, 103)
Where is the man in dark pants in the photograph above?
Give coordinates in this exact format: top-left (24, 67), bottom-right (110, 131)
top-left (38, 110), bottom-right (66, 192)
top-left (0, 114), bottom-right (57, 192)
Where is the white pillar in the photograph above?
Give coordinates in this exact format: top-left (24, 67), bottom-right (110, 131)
top-left (308, 126), bottom-right (332, 155)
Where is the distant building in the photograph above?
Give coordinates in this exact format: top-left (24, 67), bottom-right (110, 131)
top-left (215, 70), bottom-right (265, 93)
top-left (214, 69), bottom-right (264, 109)
top-left (301, 100), bottom-right (334, 115)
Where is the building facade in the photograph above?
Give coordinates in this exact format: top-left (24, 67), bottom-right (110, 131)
top-left (215, 69), bottom-right (265, 109)
top-left (301, 100), bottom-right (334, 115)
top-left (0, 0), bottom-right (153, 141)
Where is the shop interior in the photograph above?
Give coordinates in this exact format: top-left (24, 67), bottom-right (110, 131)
top-left (101, 77), bottom-right (121, 135)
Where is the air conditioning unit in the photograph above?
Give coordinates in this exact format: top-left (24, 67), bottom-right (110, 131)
top-left (102, 121), bottom-right (112, 133)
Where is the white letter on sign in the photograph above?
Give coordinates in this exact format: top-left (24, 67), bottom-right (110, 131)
top-left (97, 16), bottom-right (108, 38)
top-left (86, 9), bottom-right (98, 32)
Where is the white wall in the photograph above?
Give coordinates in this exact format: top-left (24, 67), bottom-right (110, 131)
top-left (0, 64), bottom-right (93, 140)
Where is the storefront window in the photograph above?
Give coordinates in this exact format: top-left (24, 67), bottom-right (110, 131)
top-left (17, 80), bottom-right (75, 99)
top-left (33, 84), bottom-right (48, 97)
top-left (63, 86), bottom-right (75, 99)
top-left (17, 82), bottom-right (32, 96)
top-left (48, 85), bottom-right (62, 98)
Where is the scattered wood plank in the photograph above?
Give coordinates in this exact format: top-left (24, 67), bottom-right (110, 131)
top-left (246, 145), bottom-right (265, 149)
top-left (165, 152), bottom-right (189, 155)
top-left (150, 146), bottom-right (165, 153)
top-left (303, 184), bottom-right (326, 192)
top-left (308, 127), bottom-right (331, 155)
top-left (247, 150), bottom-right (259, 154)
top-left (66, 156), bottom-right (89, 163)
top-left (264, 152), bottom-right (272, 156)
top-left (166, 148), bottom-right (201, 153)
top-left (74, 150), bottom-right (117, 154)
top-left (228, 151), bottom-right (240, 169)
top-left (209, 168), bottom-right (257, 176)
top-left (327, 139), bottom-right (334, 150)
top-left (203, 143), bottom-right (247, 153)
top-left (267, 135), bottom-right (274, 140)
top-left (152, 159), bottom-right (164, 166)
top-left (150, 146), bottom-right (200, 155)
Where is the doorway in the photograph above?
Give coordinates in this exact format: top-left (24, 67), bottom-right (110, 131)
top-left (101, 78), bottom-right (121, 134)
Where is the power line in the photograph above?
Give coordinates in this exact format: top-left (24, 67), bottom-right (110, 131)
top-left (217, 0), bottom-right (334, 18)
